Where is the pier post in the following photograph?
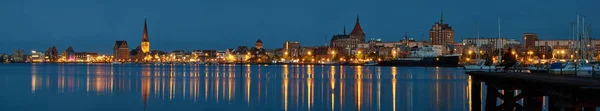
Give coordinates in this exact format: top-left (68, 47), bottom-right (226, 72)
top-left (485, 85), bottom-right (498, 111)
top-left (548, 96), bottom-right (560, 111)
top-left (503, 89), bottom-right (516, 111)
top-left (523, 90), bottom-right (543, 111)
top-left (471, 77), bottom-right (482, 111)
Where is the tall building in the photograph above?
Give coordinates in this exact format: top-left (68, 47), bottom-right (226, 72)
top-left (31, 50), bottom-right (45, 63)
top-left (61, 46), bottom-right (76, 62)
top-left (330, 27), bottom-right (351, 48)
top-left (429, 13), bottom-right (454, 46)
top-left (255, 39), bottom-right (263, 49)
top-left (522, 33), bottom-right (538, 49)
top-left (283, 41), bottom-right (301, 58)
top-left (45, 46), bottom-right (59, 62)
top-left (114, 41), bottom-right (130, 62)
top-left (141, 18), bottom-right (150, 53)
top-left (12, 49), bottom-right (24, 62)
top-left (349, 15), bottom-right (366, 43)
top-left (330, 15), bottom-right (367, 53)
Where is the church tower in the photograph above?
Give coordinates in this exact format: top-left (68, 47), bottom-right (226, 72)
top-left (350, 15), bottom-right (366, 43)
top-left (141, 18), bottom-right (150, 53)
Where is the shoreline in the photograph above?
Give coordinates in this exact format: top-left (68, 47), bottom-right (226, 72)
top-left (1, 62), bottom-right (463, 67)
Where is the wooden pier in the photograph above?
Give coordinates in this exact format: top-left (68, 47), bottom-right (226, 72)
top-left (467, 71), bottom-right (600, 111)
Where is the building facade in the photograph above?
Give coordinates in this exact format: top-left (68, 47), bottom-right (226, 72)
top-left (113, 41), bottom-right (129, 62)
top-left (330, 16), bottom-right (366, 53)
top-left (31, 50), bottom-right (45, 63)
top-left (61, 46), bottom-right (76, 62)
top-left (349, 16), bottom-right (366, 43)
top-left (45, 46), bottom-right (59, 62)
top-left (283, 41), bottom-right (301, 58)
top-left (75, 52), bottom-right (98, 62)
top-left (141, 18), bottom-right (150, 53)
top-left (461, 37), bottom-right (520, 49)
top-left (12, 49), bottom-right (24, 62)
top-left (255, 39), bottom-right (263, 49)
top-left (523, 33), bottom-right (538, 49)
top-left (429, 15), bottom-right (454, 46)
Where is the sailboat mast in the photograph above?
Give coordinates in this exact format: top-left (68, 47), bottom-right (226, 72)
top-left (497, 17), bottom-right (501, 63)
top-left (577, 15), bottom-right (581, 60)
top-left (476, 21), bottom-right (480, 60)
top-left (571, 22), bottom-right (575, 54)
top-left (579, 17), bottom-right (587, 59)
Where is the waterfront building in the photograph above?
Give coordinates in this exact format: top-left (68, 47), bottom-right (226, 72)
top-left (523, 33), bottom-right (538, 49)
top-left (113, 40), bottom-right (129, 62)
top-left (357, 38), bottom-right (427, 50)
top-left (349, 16), bottom-right (366, 43)
top-left (149, 50), bottom-right (167, 62)
top-left (534, 39), bottom-right (600, 59)
top-left (255, 39), bottom-right (263, 49)
top-left (11, 49), bottom-right (24, 62)
top-left (461, 37), bottom-right (520, 49)
top-left (283, 41), bottom-right (301, 59)
top-left (141, 18), bottom-right (150, 54)
top-left (330, 16), bottom-right (366, 54)
top-left (44, 46), bottom-right (59, 62)
top-left (356, 38), bottom-right (428, 58)
top-left (130, 46), bottom-right (145, 62)
top-left (454, 43), bottom-right (465, 55)
top-left (30, 50), bottom-right (45, 63)
top-left (61, 46), bottom-right (76, 62)
top-left (429, 13), bottom-right (454, 46)
top-left (75, 52), bottom-right (97, 62)
top-left (201, 50), bottom-right (217, 59)
top-left (171, 50), bottom-right (186, 62)
top-left (0, 54), bottom-right (8, 63)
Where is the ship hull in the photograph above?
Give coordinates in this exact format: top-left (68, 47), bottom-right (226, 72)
top-left (378, 56), bottom-right (459, 67)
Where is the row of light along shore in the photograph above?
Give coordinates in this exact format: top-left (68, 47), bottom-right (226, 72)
top-left (1, 15), bottom-right (599, 70)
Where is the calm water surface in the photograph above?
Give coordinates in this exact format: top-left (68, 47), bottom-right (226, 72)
top-left (1, 64), bottom-right (471, 111)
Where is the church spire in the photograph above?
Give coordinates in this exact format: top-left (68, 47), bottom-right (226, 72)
top-left (142, 17), bottom-right (149, 42)
top-left (141, 17), bottom-right (150, 53)
top-left (356, 14), bottom-right (360, 24)
top-left (440, 10), bottom-right (444, 23)
top-left (343, 25), bottom-right (346, 35)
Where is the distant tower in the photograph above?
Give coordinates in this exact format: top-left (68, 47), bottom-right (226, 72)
top-left (255, 39), bottom-right (263, 49)
top-left (141, 18), bottom-right (150, 53)
top-left (429, 11), bottom-right (454, 46)
top-left (350, 15), bottom-right (366, 43)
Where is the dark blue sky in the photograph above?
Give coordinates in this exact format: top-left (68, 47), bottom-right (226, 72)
top-left (1, 0), bottom-right (598, 54)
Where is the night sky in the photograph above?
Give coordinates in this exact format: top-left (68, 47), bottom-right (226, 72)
top-left (0, 0), bottom-right (598, 54)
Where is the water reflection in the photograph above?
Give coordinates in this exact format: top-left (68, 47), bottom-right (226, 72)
top-left (20, 64), bottom-right (470, 110)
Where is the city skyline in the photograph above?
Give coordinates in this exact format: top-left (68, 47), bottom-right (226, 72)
top-left (1, 0), bottom-right (599, 53)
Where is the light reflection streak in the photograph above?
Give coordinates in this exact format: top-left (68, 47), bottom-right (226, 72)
top-left (356, 66), bottom-right (363, 111)
top-left (467, 76), bottom-right (472, 111)
top-left (283, 71), bottom-right (289, 111)
top-left (246, 75), bottom-right (251, 107)
top-left (26, 64), bottom-right (474, 111)
top-left (330, 75), bottom-right (335, 111)
top-left (307, 73), bottom-right (314, 110)
top-left (392, 67), bottom-right (397, 111)
top-left (31, 64), bottom-right (37, 93)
